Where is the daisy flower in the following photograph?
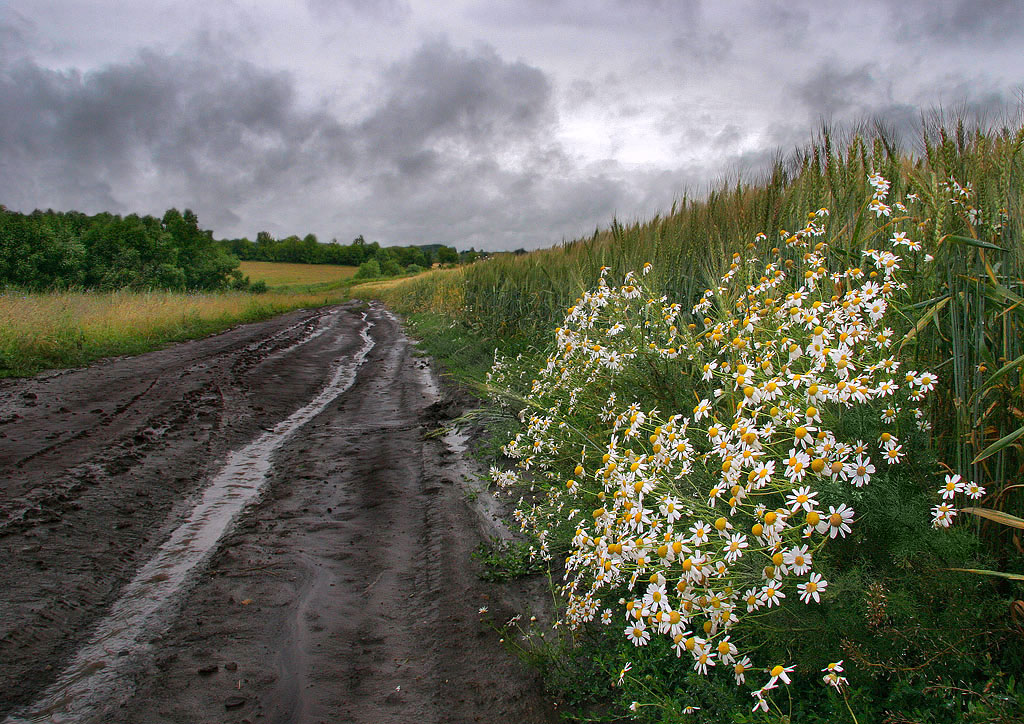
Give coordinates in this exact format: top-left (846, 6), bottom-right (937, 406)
top-left (783, 544), bottom-right (813, 575)
top-left (849, 455), bottom-right (874, 487)
top-left (817, 503), bottom-right (854, 538)
top-left (760, 584), bottom-right (785, 608)
top-left (786, 485), bottom-right (818, 512)
top-left (768, 663), bottom-right (795, 686)
top-left (625, 623), bottom-right (651, 646)
top-left (939, 473), bottom-right (965, 500)
top-left (798, 572), bottom-right (828, 603)
top-left (931, 502), bottom-right (957, 528)
top-left (733, 655), bottom-right (752, 685)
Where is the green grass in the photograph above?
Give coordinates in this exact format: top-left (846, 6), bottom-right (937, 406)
top-left (472, 538), bottom-right (547, 582)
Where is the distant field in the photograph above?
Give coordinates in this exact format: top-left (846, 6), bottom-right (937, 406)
top-left (239, 261), bottom-right (357, 288)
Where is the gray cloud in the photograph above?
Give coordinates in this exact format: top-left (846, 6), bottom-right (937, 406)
top-left (360, 40), bottom-right (553, 161)
top-left (2, 1), bottom-right (1023, 251)
top-left (896, 0), bottom-right (1024, 45)
top-left (306, 0), bottom-right (411, 23)
top-left (788, 57), bottom-right (1021, 150)
top-left (0, 35), bottom-right (648, 249)
top-left (793, 61), bottom-right (881, 117)
top-left (0, 45), bottom-right (353, 231)
top-left (467, 0), bottom-right (702, 30)
top-left (670, 28), bottom-right (731, 66)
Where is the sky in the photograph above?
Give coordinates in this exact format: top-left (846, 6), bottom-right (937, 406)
top-left (1, 1), bottom-right (1022, 251)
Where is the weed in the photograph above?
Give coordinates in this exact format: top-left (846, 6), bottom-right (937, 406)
top-left (472, 538), bottom-right (547, 582)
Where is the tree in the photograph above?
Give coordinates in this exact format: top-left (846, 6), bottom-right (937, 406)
top-left (436, 246), bottom-right (458, 264)
top-left (354, 259), bottom-right (381, 278)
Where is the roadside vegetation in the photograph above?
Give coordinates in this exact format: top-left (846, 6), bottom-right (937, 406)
top-left (356, 116), bottom-right (1024, 722)
top-left (0, 288), bottom-right (354, 377)
top-left (0, 208), bottom-right (459, 376)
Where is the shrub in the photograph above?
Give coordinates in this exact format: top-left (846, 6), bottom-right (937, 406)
top-left (354, 259), bottom-right (381, 279)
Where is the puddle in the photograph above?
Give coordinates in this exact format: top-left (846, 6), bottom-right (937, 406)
top-left (404, 326), bottom-right (511, 544)
top-left (4, 313), bottom-right (376, 724)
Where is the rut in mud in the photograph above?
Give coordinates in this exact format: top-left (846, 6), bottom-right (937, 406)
top-left (0, 302), bottom-right (554, 724)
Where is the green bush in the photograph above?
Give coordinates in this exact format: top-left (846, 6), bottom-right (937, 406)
top-left (354, 259), bottom-right (381, 279)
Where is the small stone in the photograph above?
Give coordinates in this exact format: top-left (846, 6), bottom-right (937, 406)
top-left (225, 696), bottom-right (246, 710)
top-left (225, 661), bottom-right (238, 671)
top-left (198, 664), bottom-right (218, 675)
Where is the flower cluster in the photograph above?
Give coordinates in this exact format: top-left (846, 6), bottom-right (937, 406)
top-left (487, 174), bottom-right (945, 715)
top-left (931, 472), bottom-right (986, 528)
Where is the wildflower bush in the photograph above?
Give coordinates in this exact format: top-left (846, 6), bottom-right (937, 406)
top-left (485, 173), bottom-right (1020, 720)
top-left (362, 118), bottom-right (1024, 720)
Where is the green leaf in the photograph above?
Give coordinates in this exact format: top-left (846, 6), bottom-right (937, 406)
top-left (970, 352), bottom-right (1024, 404)
top-left (908, 293), bottom-right (950, 310)
top-left (948, 567), bottom-right (1024, 582)
top-left (961, 507), bottom-right (1024, 529)
top-left (946, 234), bottom-right (1007, 252)
top-left (900, 296), bottom-right (949, 346)
top-left (971, 424), bottom-right (1024, 464)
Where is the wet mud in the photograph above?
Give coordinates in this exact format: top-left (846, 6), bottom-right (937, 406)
top-left (0, 303), bottom-right (553, 724)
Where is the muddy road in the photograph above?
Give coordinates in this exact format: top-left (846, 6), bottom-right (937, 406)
top-left (0, 302), bottom-right (554, 724)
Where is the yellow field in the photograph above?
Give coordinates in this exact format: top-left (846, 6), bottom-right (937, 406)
top-left (239, 261), bottom-right (357, 288)
top-left (0, 288), bottom-right (350, 376)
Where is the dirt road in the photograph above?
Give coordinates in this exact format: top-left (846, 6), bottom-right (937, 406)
top-left (0, 302), bottom-right (553, 724)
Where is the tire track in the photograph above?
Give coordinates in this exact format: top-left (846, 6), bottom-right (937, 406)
top-left (0, 304), bottom-right (367, 717)
top-left (2, 312), bottom-right (376, 724)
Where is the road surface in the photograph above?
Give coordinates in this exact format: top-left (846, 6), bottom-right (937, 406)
top-left (0, 301), bottom-right (553, 724)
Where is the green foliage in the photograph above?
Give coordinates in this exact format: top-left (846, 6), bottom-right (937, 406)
top-left (381, 258), bottom-right (403, 276)
top-left (219, 231), bottom-right (456, 269)
top-left (0, 205), bottom-right (461, 292)
top-left (472, 538), bottom-right (547, 582)
top-left (0, 206), bottom-right (239, 291)
top-left (437, 245), bottom-right (459, 264)
top-left (354, 259), bottom-right (381, 279)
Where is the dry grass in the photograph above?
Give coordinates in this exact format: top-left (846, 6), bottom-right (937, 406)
top-left (0, 288), bottom-right (350, 377)
top-left (350, 267), bottom-right (465, 317)
top-left (239, 261), bottom-right (357, 288)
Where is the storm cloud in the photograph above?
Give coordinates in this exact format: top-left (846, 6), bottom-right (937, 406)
top-left (1, 1), bottom-right (1022, 249)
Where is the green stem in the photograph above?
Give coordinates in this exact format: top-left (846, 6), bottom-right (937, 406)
top-left (842, 689), bottom-right (860, 724)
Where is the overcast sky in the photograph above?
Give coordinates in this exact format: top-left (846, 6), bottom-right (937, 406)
top-left (1, 1), bottom-right (1021, 250)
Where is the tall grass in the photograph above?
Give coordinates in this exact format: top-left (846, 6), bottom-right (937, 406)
top-left (363, 114), bottom-right (1024, 552)
top-left (0, 288), bottom-right (350, 376)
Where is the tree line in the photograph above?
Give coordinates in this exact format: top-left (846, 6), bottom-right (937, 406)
top-left (0, 207), bottom-right (243, 291)
top-left (217, 233), bottom-right (460, 275)
top-left (0, 205), bottom-right (467, 291)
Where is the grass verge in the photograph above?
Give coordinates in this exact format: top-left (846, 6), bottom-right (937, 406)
top-left (0, 288), bottom-right (350, 377)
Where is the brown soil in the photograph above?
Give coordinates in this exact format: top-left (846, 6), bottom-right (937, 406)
top-left (0, 302), bottom-right (554, 724)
